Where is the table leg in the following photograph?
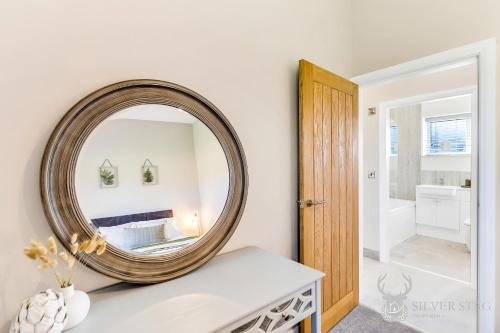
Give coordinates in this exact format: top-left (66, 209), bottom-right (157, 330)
top-left (311, 280), bottom-right (321, 333)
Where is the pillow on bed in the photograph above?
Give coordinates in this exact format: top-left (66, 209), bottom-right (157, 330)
top-left (129, 219), bottom-right (166, 228)
top-left (123, 224), bottom-right (166, 249)
top-left (99, 222), bottom-right (136, 248)
top-left (163, 218), bottom-right (187, 240)
top-left (130, 219), bottom-right (169, 239)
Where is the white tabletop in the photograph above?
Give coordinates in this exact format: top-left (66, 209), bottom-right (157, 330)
top-left (68, 246), bottom-right (323, 333)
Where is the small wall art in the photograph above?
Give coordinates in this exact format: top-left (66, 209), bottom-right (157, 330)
top-left (99, 159), bottom-right (118, 188)
top-left (142, 158), bottom-right (158, 185)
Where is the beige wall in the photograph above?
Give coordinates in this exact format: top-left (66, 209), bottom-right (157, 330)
top-left (352, 0), bottom-right (500, 329)
top-left (0, 0), bottom-right (352, 327)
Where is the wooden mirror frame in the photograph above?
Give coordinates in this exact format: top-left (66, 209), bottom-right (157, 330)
top-left (41, 80), bottom-right (248, 283)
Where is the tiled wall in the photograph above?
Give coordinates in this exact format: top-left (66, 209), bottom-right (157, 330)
top-left (389, 104), bottom-right (421, 201)
top-left (420, 170), bottom-right (471, 187)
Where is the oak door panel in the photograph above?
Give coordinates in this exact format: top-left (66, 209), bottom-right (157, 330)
top-left (299, 60), bottom-right (359, 333)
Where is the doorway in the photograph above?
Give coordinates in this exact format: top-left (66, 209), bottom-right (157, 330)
top-left (361, 63), bottom-right (478, 332)
top-left (381, 87), bottom-right (477, 286)
top-left (352, 39), bottom-right (496, 333)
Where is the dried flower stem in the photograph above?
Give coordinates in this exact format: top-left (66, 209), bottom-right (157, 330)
top-left (24, 232), bottom-right (107, 288)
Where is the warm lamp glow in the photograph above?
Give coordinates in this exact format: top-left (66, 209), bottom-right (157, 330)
top-left (179, 211), bottom-right (202, 237)
top-left (193, 212), bottom-right (201, 237)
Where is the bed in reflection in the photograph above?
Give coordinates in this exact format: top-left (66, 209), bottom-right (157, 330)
top-left (91, 210), bottom-right (198, 255)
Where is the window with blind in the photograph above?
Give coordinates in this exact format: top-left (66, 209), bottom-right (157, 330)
top-left (423, 113), bottom-right (472, 155)
top-left (390, 122), bottom-right (398, 155)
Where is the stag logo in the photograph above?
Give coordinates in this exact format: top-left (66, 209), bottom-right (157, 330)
top-left (377, 273), bottom-right (412, 322)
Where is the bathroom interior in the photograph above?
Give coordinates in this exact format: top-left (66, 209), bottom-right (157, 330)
top-left (387, 94), bottom-right (474, 284)
top-left (360, 61), bottom-right (478, 333)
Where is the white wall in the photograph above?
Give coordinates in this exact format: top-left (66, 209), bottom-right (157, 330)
top-left (193, 122), bottom-right (230, 233)
top-left (0, 0), bottom-right (352, 328)
top-left (75, 119), bottom-right (202, 232)
top-left (421, 94), bottom-right (472, 118)
top-left (421, 156), bottom-right (471, 172)
top-left (362, 64), bottom-right (476, 251)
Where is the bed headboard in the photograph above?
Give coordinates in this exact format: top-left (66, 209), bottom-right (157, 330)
top-left (91, 210), bottom-right (174, 228)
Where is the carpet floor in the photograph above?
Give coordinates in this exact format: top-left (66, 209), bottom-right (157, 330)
top-left (330, 306), bottom-right (423, 333)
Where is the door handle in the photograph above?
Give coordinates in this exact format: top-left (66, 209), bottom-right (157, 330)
top-left (307, 199), bottom-right (326, 207)
top-left (298, 199), bottom-right (326, 208)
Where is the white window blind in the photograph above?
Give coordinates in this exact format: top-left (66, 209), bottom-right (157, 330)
top-left (390, 122), bottom-right (398, 155)
top-left (423, 113), bottom-right (471, 154)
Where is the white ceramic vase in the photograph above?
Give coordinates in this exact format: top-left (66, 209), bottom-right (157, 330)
top-left (60, 285), bottom-right (90, 331)
top-left (10, 289), bottom-right (67, 333)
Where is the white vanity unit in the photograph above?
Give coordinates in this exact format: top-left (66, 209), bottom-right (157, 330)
top-left (68, 247), bottom-right (324, 333)
top-left (416, 185), bottom-right (471, 244)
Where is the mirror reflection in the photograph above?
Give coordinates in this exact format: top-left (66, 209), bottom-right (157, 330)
top-left (75, 104), bottom-right (229, 255)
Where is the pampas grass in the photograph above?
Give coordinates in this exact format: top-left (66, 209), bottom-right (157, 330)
top-left (24, 233), bottom-right (107, 288)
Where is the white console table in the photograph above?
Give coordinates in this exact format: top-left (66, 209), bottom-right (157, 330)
top-left (68, 247), bottom-right (324, 333)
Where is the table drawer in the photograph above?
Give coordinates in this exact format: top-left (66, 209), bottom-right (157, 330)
top-left (220, 284), bottom-right (317, 333)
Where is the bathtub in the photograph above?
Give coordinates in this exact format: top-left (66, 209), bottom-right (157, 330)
top-left (388, 198), bottom-right (416, 249)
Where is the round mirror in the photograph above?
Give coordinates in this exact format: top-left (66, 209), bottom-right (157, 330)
top-left (75, 104), bottom-right (230, 255)
top-left (41, 80), bottom-right (247, 283)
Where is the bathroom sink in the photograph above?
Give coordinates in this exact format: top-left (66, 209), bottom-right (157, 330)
top-left (416, 184), bottom-right (458, 197)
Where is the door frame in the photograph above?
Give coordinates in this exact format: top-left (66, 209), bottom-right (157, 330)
top-left (351, 38), bottom-right (496, 332)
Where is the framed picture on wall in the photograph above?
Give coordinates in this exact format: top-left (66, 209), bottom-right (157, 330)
top-left (99, 159), bottom-right (118, 188)
top-left (142, 159), bottom-right (159, 185)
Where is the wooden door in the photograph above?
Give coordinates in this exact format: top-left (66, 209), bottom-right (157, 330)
top-left (299, 60), bottom-right (359, 332)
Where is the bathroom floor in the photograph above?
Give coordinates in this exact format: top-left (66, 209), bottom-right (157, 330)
top-left (361, 257), bottom-right (476, 333)
top-left (390, 235), bottom-right (471, 282)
